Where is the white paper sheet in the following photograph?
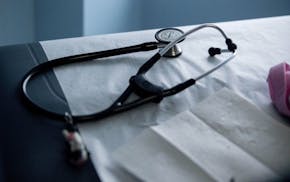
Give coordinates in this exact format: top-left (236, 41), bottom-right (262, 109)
top-left (192, 88), bottom-right (290, 176)
top-left (114, 128), bottom-right (216, 182)
top-left (113, 92), bottom-right (280, 182)
top-left (40, 16), bottom-right (290, 181)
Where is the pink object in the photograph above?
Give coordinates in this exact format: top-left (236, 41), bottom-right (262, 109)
top-left (267, 62), bottom-right (290, 117)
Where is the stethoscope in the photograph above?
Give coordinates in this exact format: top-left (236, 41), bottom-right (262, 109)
top-left (21, 24), bottom-right (237, 165)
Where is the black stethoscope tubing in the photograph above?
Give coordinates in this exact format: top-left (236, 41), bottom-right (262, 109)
top-left (21, 24), bottom-right (237, 123)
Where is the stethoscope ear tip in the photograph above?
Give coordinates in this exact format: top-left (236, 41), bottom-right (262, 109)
top-left (208, 47), bottom-right (221, 57)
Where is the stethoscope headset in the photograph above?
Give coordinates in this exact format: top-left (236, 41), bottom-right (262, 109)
top-left (21, 24), bottom-right (237, 165)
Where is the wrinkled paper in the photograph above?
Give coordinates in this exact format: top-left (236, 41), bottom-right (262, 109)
top-left (114, 89), bottom-right (285, 182)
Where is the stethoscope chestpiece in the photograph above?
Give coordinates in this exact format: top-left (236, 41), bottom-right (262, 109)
top-left (155, 28), bottom-right (185, 58)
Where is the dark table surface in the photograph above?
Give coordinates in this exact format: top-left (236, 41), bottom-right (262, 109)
top-left (0, 43), bottom-right (101, 182)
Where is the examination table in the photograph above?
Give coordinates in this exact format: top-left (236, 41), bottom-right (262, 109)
top-left (1, 16), bottom-right (290, 182)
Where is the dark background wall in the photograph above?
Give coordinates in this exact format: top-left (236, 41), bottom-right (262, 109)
top-left (140, 0), bottom-right (290, 29)
top-left (34, 0), bottom-right (83, 41)
top-left (0, 0), bottom-right (34, 45)
top-left (84, 0), bottom-right (142, 35)
top-left (0, 0), bottom-right (290, 46)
